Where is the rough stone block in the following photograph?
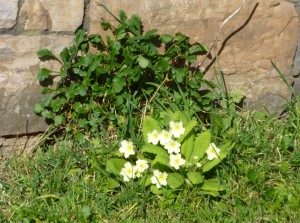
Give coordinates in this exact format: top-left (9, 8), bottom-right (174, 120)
top-left (0, 0), bottom-right (19, 29)
top-left (0, 35), bottom-right (74, 136)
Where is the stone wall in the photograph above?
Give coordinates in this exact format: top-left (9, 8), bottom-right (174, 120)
top-left (0, 0), bottom-right (299, 141)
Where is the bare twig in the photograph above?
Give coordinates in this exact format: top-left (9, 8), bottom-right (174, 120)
top-left (199, 0), bottom-right (248, 68)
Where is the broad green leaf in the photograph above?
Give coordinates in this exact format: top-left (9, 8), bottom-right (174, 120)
top-left (174, 68), bottom-right (186, 83)
top-left (156, 59), bottom-right (169, 72)
top-left (150, 185), bottom-right (163, 195)
top-left (201, 142), bottom-right (234, 173)
top-left (36, 68), bottom-right (51, 81)
top-left (41, 110), bottom-right (54, 120)
top-left (77, 54), bottom-right (94, 67)
top-left (107, 178), bottom-right (120, 189)
top-left (152, 153), bottom-right (170, 166)
top-left (139, 174), bottom-right (152, 187)
top-left (177, 119), bottom-right (197, 143)
top-left (187, 172), bottom-right (204, 185)
top-left (142, 116), bottom-right (161, 142)
top-left (112, 77), bottom-right (126, 93)
top-left (137, 55), bottom-right (149, 68)
top-left (37, 48), bottom-right (58, 61)
top-left (73, 102), bottom-right (84, 114)
top-left (141, 144), bottom-right (169, 157)
top-left (54, 115), bottom-right (65, 126)
top-left (200, 179), bottom-right (225, 191)
top-left (75, 29), bottom-right (86, 47)
top-left (188, 131), bottom-right (211, 163)
top-left (181, 133), bottom-right (194, 160)
top-left (106, 158), bottom-right (127, 176)
top-left (60, 47), bottom-right (71, 63)
top-left (160, 34), bottom-right (173, 44)
top-left (33, 103), bottom-right (43, 114)
top-left (167, 173), bottom-right (184, 189)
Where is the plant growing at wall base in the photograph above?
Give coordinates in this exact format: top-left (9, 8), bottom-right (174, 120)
top-left (106, 111), bottom-right (234, 196)
top-left (34, 8), bottom-right (215, 140)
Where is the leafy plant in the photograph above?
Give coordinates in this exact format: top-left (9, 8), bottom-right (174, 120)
top-left (34, 8), bottom-right (215, 140)
top-left (106, 111), bottom-right (234, 196)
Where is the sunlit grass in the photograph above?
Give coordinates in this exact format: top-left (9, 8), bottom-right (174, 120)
top-left (1, 95), bottom-right (299, 222)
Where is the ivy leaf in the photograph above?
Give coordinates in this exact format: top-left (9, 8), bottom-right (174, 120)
top-left (106, 158), bottom-right (127, 176)
top-left (201, 142), bottom-right (234, 173)
top-left (187, 172), bottom-right (204, 185)
top-left (167, 173), bottom-right (184, 189)
top-left (137, 55), bottom-right (149, 68)
top-left (36, 68), bottom-right (51, 81)
top-left (142, 116), bottom-right (161, 142)
top-left (188, 43), bottom-right (208, 54)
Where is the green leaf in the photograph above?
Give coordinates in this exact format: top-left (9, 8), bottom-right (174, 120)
top-left (106, 158), bottom-right (127, 176)
top-left (142, 116), bottom-right (161, 142)
top-left (181, 133), bottom-right (195, 160)
top-left (54, 115), bottom-right (65, 126)
top-left (60, 47), bottom-right (71, 63)
top-left (167, 173), bottom-right (184, 189)
top-left (188, 131), bottom-right (211, 163)
top-left (201, 142), bottom-right (234, 173)
top-left (76, 29), bottom-right (86, 47)
top-left (119, 10), bottom-right (127, 21)
top-left (150, 185), bottom-right (163, 195)
top-left (200, 179), bottom-right (225, 191)
top-left (160, 34), bottom-right (173, 44)
top-left (37, 48), bottom-right (58, 61)
top-left (33, 103), bottom-right (43, 114)
top-left (156, 59), bottom-right (169, 72)
top-left (36, 68), bottom-right (51, 81)
top-left (152, 153), bottom-right (170, 166)
top-left (112, 77), bottom-right (126, 93)
top-left (188, 43), bottom-right (208, 54)
top-left (81, 206), bottom-right (91, 219)
top-left (174, 68), bottom-right (186, 83)
top-left (141, 144), bottom-right (169, 157)
top-left (187, 172), bottom-right (204, 185)
top-left (137, 55), bottom-right (149, 68)
top-left (107, 178), bottom-right (120, 189)
top-left (177, 119), bottom-right (197, 143)
top-left (73, 102), bottom-right (85, 114)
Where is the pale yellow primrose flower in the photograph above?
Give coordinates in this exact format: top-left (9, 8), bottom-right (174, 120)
top-left (206, 143), bottom-right (221, 160)
top-left (170, 121), bottom-right (185, 138)
top-left (151, 169), bottom-right (168, 188)
top-left (119, 140), bottom-right (135, 158)
top-left (158, 130), bottom-right (172, 145)
top-left (147, 130), bottom-right (160, 145)
top-left (120, 162), bottom-right (137, 182)
top-left (169, 154), bottom-right (186, 169)
top-left (136, 159), bottom-right (149, 173)
top-left (164, 139), bottom-right (181, 154)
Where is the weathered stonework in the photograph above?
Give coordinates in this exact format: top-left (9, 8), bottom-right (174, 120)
top-left (0, 0), bottom-right (19, 29)
top-left (89, 0), bottom-right (299, 111)
top-left (0, 0), bottom-right (299, 142)
top-left (0, 35), bottom-right (74, 136)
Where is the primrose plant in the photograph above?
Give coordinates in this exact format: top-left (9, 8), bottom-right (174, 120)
top-left (107, 111), bottom-right (234, 196)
